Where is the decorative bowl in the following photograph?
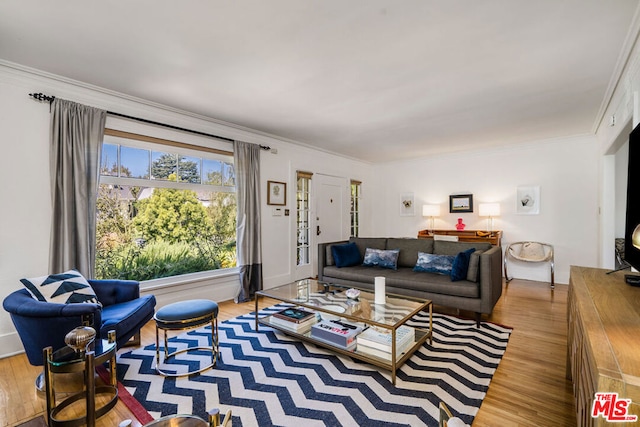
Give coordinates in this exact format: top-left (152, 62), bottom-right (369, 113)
top-left (345, 288), bottom-right (360, 300)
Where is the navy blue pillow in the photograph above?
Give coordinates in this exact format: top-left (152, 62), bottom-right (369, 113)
top-left (451, 248), bottom-right (476, 281)
top-left (331, 242), bottom-right (361, 268)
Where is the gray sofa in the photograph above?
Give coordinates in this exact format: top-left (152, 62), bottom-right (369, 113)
top-left (318, 237), bottom-right (503, 326)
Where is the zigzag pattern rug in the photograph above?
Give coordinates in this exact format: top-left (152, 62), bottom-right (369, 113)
top-left (115, 306), bottom-right (511, 427)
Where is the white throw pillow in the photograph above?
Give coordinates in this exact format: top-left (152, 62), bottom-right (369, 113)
top-left (20, 269), bottom-right (99, 304)
top-left (518, 242), bottom-right (546, 261)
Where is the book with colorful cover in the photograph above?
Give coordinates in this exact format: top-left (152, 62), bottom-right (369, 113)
top-left (272, 307), bottom-right (316, 323)
top-left (355, 325), bottom-right (415, 352)
top-left (310, 320), bottom-right (363, 348)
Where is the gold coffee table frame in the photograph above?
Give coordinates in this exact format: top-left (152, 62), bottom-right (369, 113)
top-left (255, 279), bottom-right (432, 384)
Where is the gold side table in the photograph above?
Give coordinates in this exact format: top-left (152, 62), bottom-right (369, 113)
top-left (44, 330), bottom-right (118, 427)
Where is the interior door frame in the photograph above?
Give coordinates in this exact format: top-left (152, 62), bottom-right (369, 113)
top-left (291, 170), bottom-right (349, 281)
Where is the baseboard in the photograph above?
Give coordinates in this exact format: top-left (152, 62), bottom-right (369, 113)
top-left (0, 331), bottom-right (27, 360)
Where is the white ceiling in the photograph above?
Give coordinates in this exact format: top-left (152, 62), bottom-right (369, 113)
top-left (1, 1), bottom-right (639, 163)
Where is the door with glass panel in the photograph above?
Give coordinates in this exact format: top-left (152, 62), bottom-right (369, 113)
top-left (295, 171), bottom-right (313, 280)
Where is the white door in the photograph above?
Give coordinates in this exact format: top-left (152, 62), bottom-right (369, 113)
top-left (314, 174), bottom-right (347, 276)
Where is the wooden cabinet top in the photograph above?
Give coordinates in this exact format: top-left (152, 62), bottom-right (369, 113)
top-left (417, 229), bottom-right (502, 246)
top-left (570, 266), bottom-right (640, 386)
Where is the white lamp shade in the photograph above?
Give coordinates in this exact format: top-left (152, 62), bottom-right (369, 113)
top-left (479, 203), bottom-right (501, 217)
top-left (422, 204), bottom-right (440, 217)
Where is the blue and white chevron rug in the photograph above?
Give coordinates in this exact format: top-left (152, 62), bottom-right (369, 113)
top-left (115, 305), bottom-right (511, 427)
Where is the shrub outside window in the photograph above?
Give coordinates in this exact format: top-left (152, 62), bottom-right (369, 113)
top-left (96, 135), bottom-right (236, 281)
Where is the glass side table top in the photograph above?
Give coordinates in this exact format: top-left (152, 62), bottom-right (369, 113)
top-left (49, 337), bottom-right (116, 367)
top-left (257, 279), bottom-right (429, 327)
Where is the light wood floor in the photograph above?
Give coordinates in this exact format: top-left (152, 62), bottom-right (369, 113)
top-left (0, 278), bottom-right (576, 427)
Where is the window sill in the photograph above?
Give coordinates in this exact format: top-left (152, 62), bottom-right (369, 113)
top-left (139, 267), bottom-right (239, 292)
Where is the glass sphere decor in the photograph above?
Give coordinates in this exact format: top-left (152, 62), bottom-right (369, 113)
top-left (64, 326), bottom-right (96, 354)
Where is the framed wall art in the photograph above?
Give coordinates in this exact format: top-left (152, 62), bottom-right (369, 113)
top-left (267, 181), bottom-right (287, 205)
top-left (400, 192), bottom-right (415, 216)
top-left (516, 186), bottom-right (540, 214)
top-left (449, 194), bottom-right (473, 213)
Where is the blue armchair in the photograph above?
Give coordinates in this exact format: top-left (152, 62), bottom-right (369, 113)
top-left (3, 279), bottom-right (156, 366)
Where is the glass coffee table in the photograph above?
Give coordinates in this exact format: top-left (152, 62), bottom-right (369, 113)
top-left (255, 279), bottom-right (432, 384)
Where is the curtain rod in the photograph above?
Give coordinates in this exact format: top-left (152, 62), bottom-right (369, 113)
top-left (28, 92), bottom-right (271, 151)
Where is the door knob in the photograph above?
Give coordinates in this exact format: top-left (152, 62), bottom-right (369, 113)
top-left (317, 225), bottom-right (321, 235)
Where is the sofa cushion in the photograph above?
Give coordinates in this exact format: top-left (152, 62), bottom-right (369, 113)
top-left (386, 238), bottom-right (434, 268)
top-left (433, 240), bottom-right (492, 255)
top-left (321, 266), bottom-right (480, 298)
top-left (363, 248), bottom-right (400, 270)
top-left (349, 237), bottom-right (387, 259)
top-left (20, 269), bottom-right (99, 304)
top-left (331, 242), bottom-right (361, 268)
top-left (414, 252), bottom-right (455, 275)
top-left (466, 250), bottom-right (485, 282)
top-left (451, 248), bottom-right (476, 281)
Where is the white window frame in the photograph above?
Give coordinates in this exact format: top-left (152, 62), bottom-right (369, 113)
top-left (96, 133), bottom-right (238, 286)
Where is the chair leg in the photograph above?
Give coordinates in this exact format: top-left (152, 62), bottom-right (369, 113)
top-left (475, 312), bottom-right (482, 328)
top-left (504, 257), bottom-right (512, 283)
top-left (122, 331), bottom-right (141, 348)
top-left (35, 371), bottom-right (45, 392)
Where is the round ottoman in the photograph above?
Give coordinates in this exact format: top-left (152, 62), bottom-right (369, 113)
top-left (154, 299), bottom-right (219, 377)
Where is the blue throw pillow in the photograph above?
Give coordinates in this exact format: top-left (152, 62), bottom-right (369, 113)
top-left (331, 242), bottom-right (361, 268)
top-left (362, 248), bottom-right (400, 270)
top-left (413, 252), bottom-right (455, 275)
top-left (451, 248), bottom-right (476, 281)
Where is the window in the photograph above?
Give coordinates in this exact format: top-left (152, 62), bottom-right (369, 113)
top-left (296, 171), bottom-right (312, 266)
top-left (350, 180), bottom-right (362, 237)
top-left (95, 132), bottom-right (236, 281)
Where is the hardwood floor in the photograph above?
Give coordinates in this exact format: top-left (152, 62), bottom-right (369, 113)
top-left (0, 279), bottom-right (576, 427)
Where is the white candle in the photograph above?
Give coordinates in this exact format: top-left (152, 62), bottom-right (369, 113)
top-left (374, 276), bottom-right (386, 304)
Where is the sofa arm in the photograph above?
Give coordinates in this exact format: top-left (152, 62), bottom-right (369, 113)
top-left (477, 245), bottom-right (503, 314)
top-left (317, 240), bottom-right (349, 282)
top-left (89, 279), bottom-right (140, 307)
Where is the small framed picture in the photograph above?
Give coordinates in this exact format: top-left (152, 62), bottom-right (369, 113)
top-left (267, 181), bottom-right (286, 205)
top-left (449, 194), bottom-right (473, 213)
top-left (516, 186), bottom-right (540, 214)
top-left (400, 192), bottom-right (415, 216)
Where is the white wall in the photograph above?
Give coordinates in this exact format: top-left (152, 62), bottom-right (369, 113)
top-left (371, 135), bottom-right (600, 284)
top-left (0, 63), bottom-right (371, 358)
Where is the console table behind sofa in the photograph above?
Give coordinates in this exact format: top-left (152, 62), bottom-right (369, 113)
top-left (417, 229), bottom-right (502, 246)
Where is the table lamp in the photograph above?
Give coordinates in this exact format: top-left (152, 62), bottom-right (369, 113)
top-left (479, 203), bottom-right (500, 233)
top-left (422, 204), bottom-right (440, 234)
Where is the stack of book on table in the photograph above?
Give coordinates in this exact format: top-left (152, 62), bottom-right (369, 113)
top-left (356, 325), bottom-right (416, 360)
top-left (269, 308), bottom-right (318, 333)
top-left (310, 319), bottom-right (364, 350)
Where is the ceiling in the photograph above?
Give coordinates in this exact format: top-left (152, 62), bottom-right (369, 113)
top-left (1, 1), bottom-right (639, 163)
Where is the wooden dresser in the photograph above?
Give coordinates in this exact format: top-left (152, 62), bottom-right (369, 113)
top-left (417, 229), bottom-right (502, 246)
top-left (567, 266), bottom-right (640, 425)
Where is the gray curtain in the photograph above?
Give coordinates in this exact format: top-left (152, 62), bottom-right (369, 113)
top-left (234, 141), bottom-right (263, 302)
top-left (49, 98), bottom-right (107, 278)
